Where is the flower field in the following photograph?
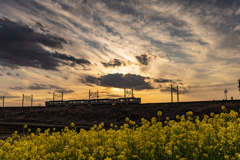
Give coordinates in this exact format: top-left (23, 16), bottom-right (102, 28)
top-left (0, 106), bottom-right (240, 159)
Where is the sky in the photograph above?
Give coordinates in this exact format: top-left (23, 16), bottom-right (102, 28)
top-left (0, 0), bottom-right (240, 106)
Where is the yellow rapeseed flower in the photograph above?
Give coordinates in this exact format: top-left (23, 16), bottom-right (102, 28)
top-left (1, 106), bottom-right (240, 160)
top-left (221, 105), bottom-right (226, 111)
top-left (23, 124), bottom-right (27, 129)
top-left (186, 111), bottom-right (193, 116)
top-left (70, 123), bottom-right (75, 127)
top-left (157, 111), bottom-right (162, 116)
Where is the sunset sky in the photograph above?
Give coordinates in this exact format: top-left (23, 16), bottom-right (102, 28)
top-left (0, 0), bottom-right (240, 106)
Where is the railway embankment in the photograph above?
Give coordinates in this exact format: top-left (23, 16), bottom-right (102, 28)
top-left (0, 100), bottom-right (240, 139)
top-left (0, 100), bottom-right (240, 126)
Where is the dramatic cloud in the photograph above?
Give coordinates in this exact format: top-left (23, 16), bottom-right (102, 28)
top-left (83, 73), bottom-right (154, 90)
top-left (10, 83), bottom-right (74, 94)
top-left (136, 54), bottom-right (151, 66)
top-left (55, 89), bottom-right (74, 94)
top-left (101, 59), bottom-right (125, 68)
top-left (28, 83), bottom-right (48, 90)
top-left (0, 18), bottom-right (90, 70)
top-left (51, 52), bottom-right (90, 66)
top-left (154, 78), bottom-right (173, 83)
top-left (48, 85), bottom-right (62, 89)
top-left (28, 83), bottom-right (72, 92)
top-left (4, 95), bottom-right (20, 99)
top-left (84, 76), bottom-right (101, 85)
top-left (9, 86), bottom-right (24, 90)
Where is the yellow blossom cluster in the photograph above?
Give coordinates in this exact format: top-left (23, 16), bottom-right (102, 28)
top-left (1, 106), bottom-right (240, 159)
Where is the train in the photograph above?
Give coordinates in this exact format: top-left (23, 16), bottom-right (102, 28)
top-left (45, 97), bottom-right (141, 107)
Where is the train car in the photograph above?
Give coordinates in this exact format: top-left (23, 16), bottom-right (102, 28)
top-left (117, 98), bottom-right (141, 104)
top-left (45, 98), bottom-right (141, 107)
top-left (68, 100), bottom-right (89, 106)
top-left (45, 100), bottom-right (67, 107)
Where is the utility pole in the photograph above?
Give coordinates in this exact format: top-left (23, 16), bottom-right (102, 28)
top-left (239, 79), bottom-right (240, 91)
top-left (31, 95), bottom-right (33, 107)
top-left (53, 92), bottom-right (55, 102)
top-left (22, 94), bottom-right (24, 107)
top-left (170, 84), bottom-right (180, 103)
top-left (97, 90), bottom-right (99, 100)
top-left (177, 86), bottom-right (179, 103)
top-left (224, 88), bottom-right (228, 100)
top-left (124, 88), bottom-right (126, 98)
top-left (89, 89), bottom-right (91, 100)
top-left (238, 79), bottom-right (240, 98)
top-left (132, 88), bottom-right (134, 98)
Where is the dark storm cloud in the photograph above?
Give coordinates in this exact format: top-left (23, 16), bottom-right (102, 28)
top-left (13, 83), bottom-right (59, 90)
top-left (48, 85), bottom-right (62, 89)
top-left (0, 18), bottom-right (66, 47)
top-left (35, 22), bottom-right (50, 33)
top-left (52, 52), bottom-right (90, 66)
top-left (84, 76), bottom-right (101, 85)
top-left (9, 86), bottom-right (24, 90)
top-left (82, 73), bottom-right (154, 90)
top-left (56, 89), bottom-right (74, 93)
top-left (101, 59), bottom-right (125, 68)
top-left (135, 54), bottom-right (151, 66)
top-left (0, 18), bottom-right (90, 70)
top-left (28, 83), bottom-right (48, 90)
top-left (10, 83), bottom-right (74, 93)
top-left (154, 78), bottom-right (173, 83)
top-left (29, 83), bottom-right (74, 94)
